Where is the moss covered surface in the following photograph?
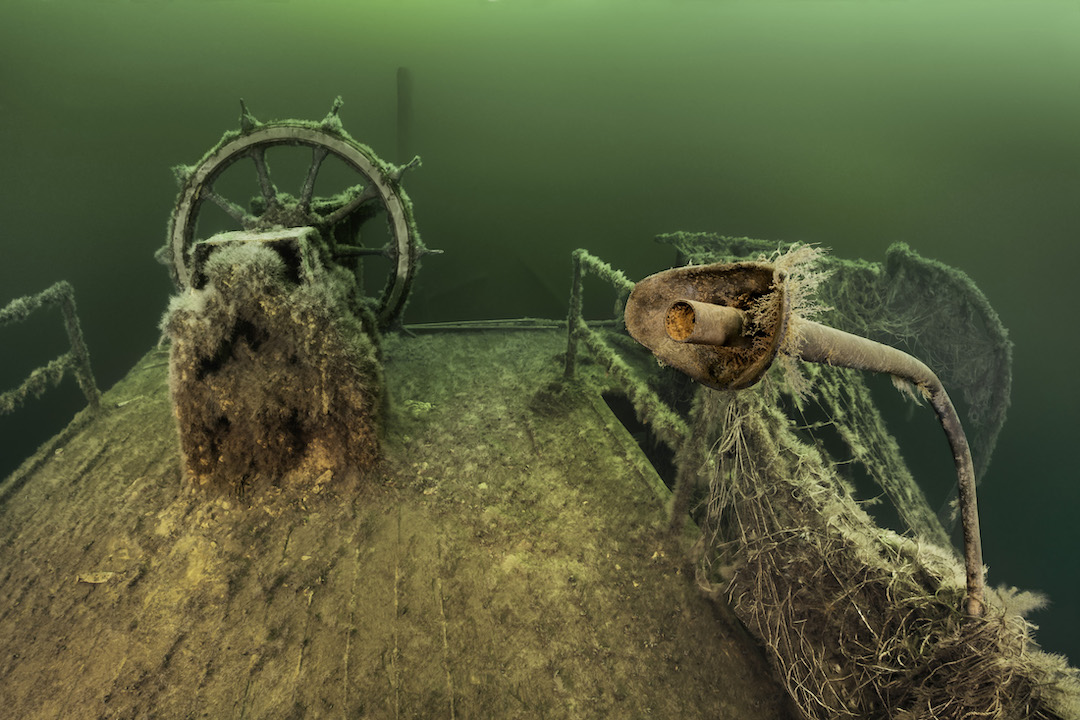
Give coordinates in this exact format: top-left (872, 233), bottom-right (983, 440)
top-left (0, 330), bottom-right (793, 719)
top-left (164, 243), bottom-right (382, 486)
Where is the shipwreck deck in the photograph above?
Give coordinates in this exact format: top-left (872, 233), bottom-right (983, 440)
top-left (0, 329), bottom-right (791, 719)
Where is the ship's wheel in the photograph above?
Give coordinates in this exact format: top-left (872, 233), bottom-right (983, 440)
top-left (161, 97), bottom-right (429, 330)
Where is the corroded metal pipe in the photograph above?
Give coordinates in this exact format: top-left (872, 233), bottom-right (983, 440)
top-left (665, 300), bottom-right (745, 346)
top-left (797, 320), bottom-right (984, 617)
top-left (635, 285), bottom-right (986, 617)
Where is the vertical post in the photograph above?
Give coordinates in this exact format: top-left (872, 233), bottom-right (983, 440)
top-left (57, 283), bottom-right (101, 411)
top-left (564, 250), bottom-right (586, 379)
top-left (396, 67), bottom-right (413, 164)
top-left (613, 287), bottom-right (629, 328)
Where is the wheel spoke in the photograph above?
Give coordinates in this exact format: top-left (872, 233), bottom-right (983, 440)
top-left (322, 184), bottom-right (379, 227)
top-left (169, 111), bottom-right (425, 328)
top-left (333, 243), bottom-right (392, 259)
top-left (250, 146), bottom-right (278, 208)
top-left (201, 187), bottom-right (254, 226)
top-left (299, 147), bottom-right (329, 210)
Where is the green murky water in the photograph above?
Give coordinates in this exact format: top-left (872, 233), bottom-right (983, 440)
top-left (2, 0), bottom-right (1078, 663)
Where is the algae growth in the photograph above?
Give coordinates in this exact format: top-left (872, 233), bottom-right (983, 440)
top-left (600, 237), bottom-right (1077, 719)
top-left (0, 329), bottom-right (795, 719)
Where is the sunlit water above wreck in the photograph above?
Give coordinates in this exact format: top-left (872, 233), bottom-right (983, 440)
top-left (2, 0), bottom-right (1079, 662)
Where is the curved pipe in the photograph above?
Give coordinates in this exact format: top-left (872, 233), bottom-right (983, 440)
top-left (797, 320), bottom-right (984, 617)
top-left (662, 298), bottom-right (985, 617)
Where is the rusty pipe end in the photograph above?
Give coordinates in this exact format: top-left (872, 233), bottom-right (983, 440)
top-left (665, 299), bottom-right (745, 347)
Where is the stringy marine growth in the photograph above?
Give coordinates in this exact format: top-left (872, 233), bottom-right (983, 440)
top-left (755, 243), bottom-right (832, 400)
top-left (674, 244), bottom-right (1079, 717)
top-left (692, 382), bottom-right (1079, 719)
top-left (660, 232), bottom-right (1012, 482)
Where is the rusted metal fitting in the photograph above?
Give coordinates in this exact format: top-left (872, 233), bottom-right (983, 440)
top-left (625, 258), bottom-right (986, 617)
top-left (664, 299), bottom-right (745, 346)
top-left (625, 262), bottom-right (789, 391)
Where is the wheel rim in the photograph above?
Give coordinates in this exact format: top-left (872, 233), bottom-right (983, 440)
top-left (165, 103), bottom-right (423, 330)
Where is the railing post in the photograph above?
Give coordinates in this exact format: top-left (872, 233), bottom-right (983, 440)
top-left (0, 281), bottom-right (101, 415)
top-left (56, 282), bottom-right (101, 411)
top-left (564, 249), bottom-right (586, 379)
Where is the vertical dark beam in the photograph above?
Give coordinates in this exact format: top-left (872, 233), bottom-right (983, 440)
top-left (396, 67), bottom-right (413, 163)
